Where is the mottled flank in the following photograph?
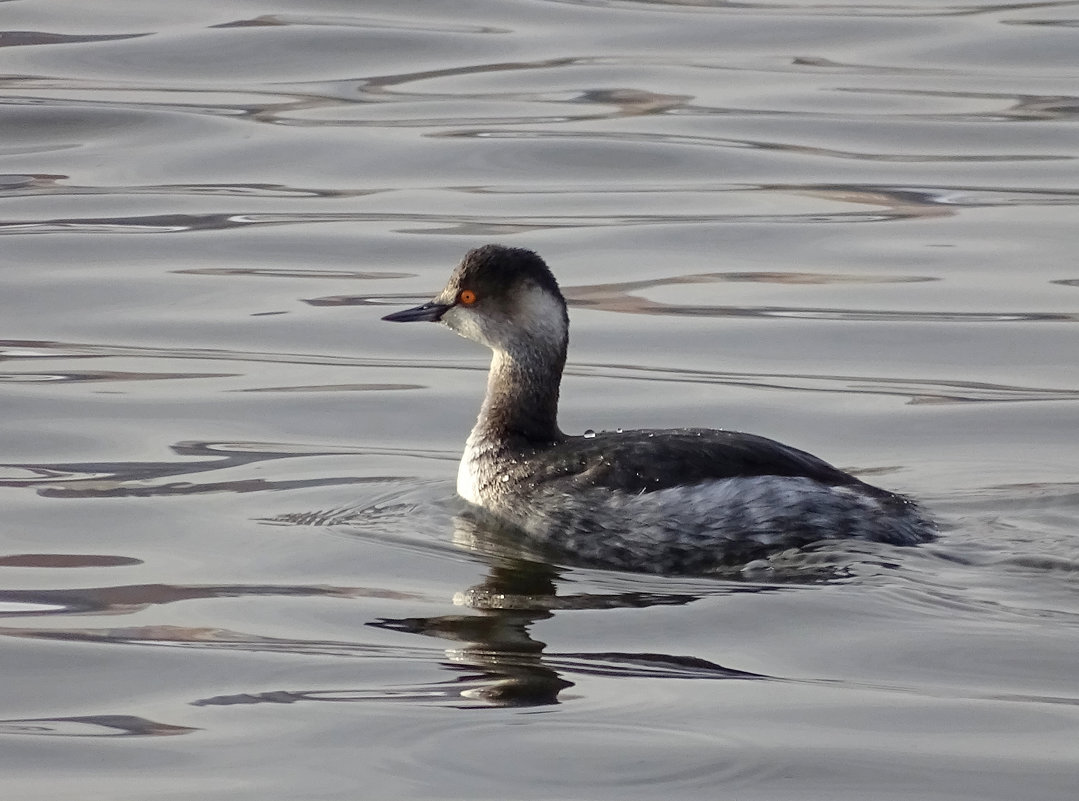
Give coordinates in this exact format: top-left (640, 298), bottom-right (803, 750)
top-left (385, 245), bottom-right (936, 574)
top-left (463, 429), bottom-right (934, 574)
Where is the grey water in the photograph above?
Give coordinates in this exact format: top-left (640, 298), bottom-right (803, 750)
top-left (1, 1), bottom-right (1078, 798)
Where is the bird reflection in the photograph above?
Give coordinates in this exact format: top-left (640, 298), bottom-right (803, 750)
top-left (367, 512), bottom-right (767, 707)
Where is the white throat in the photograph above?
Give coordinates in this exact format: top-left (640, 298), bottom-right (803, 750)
top-left (456, 449), bottom-right (480, 504)
top-left (450, 282), bottom-right (568, 507)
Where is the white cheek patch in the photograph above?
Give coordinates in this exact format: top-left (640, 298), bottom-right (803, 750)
top-left (442, 283), bottom-right (566, 354)
top-left (443, 306), bottom-right (491, 347)
top-left (513, 283), bottom-right (567, 350)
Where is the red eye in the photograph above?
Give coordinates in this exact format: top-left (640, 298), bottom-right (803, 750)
top-left (459, 289), bottom-right (477, 305)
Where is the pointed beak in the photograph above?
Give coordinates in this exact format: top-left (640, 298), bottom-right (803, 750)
top-left (382, 300), bottom-right (452, 323)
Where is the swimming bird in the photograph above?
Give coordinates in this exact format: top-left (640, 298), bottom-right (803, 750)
top-left (383, 245), bottom-right (934, 573)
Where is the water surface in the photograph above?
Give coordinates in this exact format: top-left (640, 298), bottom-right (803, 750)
top-left (1, 1), bottom-right (1078, 799)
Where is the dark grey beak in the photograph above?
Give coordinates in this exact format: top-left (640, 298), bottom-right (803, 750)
top-left (382, 301), bottom-right (451, 323)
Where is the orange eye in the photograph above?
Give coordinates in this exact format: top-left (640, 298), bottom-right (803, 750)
top-left (458, 289), bottom-right (477, 305)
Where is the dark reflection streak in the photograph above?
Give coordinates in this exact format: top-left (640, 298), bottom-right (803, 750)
top-left (0, 178), bottom-right (378, 200)
top-left (0, 439), bottom-right (456, 495)
top-left (0, 31), bottom-right (148, 48)
top-left (231, 383), bottom-right (422, 393)
top-left (0, 213), bottom-right (294, 235)
top-left (225, 57), bottom-right (607, 127)
top-left (547, 653), bottom-right (767, 680)
top-left (560, 269), bottom-right (1078, 325)
top-left (573, 271), bottom-right (938, 293)
top-left (569, 363), bottom-right (1079, 403)
top-left (438, 128), bottom-right (1071, 163)
top-left (0, 338), bottom-right (483, 371)
top-left (174, 267), bottom-right (410, 279)
top-left (0, 91), bottom-right (258, 121)
top-left (0, 714), bottom-right (195, 738)
top-left (0, 370), bottom-right (232, 384)
top-left (16, 623), bottom-right (755, 684)
top-left (34, 475), bottom-right (401, 499)
top-left (840, 87), bottom-right (1079, 123)
top-left (781, 183), bottom-right (1079, 208)
top-left (210, 13), bottom-right (508, 35)
top-left (0, 446), bottom-right (291, 489)
top-left (357, 56), bottom-right (580, 96)
top-left (0, 581), bottom-right (416, 617)
top-left (1006, 17), bottom-right (1079, 27)
top-left (573, 302), bottom-right (1079, 323)
top-left (263, 97), bottom-right (1079, 128)
top-left (0, 553), bottom-right (141, 568)
top-left (5, 627), bottom-right (444, 663)
top-left (793, 56), bottom-right (942, 74)
top-left (190, 654), bottom-right (759, 709)
top-left (545, 0), bottom-right (1079, 19)
top-left (795, 674), bottom-right (1079, 707)
top-left (457, 183), bottom-right (1079, 204)
top-left (0, 75), bottom-right (392, 131)
top-left (268, 90), bottom-right (690, 128)
top-left (265, 114), bottom-right (621, 129)
top-left (192, 683), bottom-right (543, 708)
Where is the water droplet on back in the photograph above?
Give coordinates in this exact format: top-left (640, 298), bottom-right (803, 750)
top-left (583, 429), bottom-right (596, 439)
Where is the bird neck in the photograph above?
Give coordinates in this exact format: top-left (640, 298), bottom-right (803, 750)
top-left (473, 342), bottom-right (565, 446)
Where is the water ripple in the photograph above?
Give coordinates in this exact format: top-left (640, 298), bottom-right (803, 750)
top-left (0, 582), bottom-right (417, 618)
top-left (210, 13), bottom-right (509, 35)
top-left (2, 339), bottom-right (1073, 409)
top-left (567, 363), bottom-right (1079, 404)
top-left (388, 718), bottom-right (776, 789)
top-left (438, 127), bottom-right (1072, 163)
top-left (543, 0), bottom-right (1079, 19)
top-left (0, 369), bottom-right (232, 384)
top-left (0, 438), bottom-right (455, 497)
top-left (0, 714), bottom-right (195, 738)
top-left (0, 31), bottom-right (149, 48)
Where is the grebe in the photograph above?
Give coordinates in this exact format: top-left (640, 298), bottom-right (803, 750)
top-left (384, 245), bottom-right (934, 573)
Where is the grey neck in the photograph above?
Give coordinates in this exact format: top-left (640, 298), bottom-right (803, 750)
top-left (474, 341), bottom-right (566, 446)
